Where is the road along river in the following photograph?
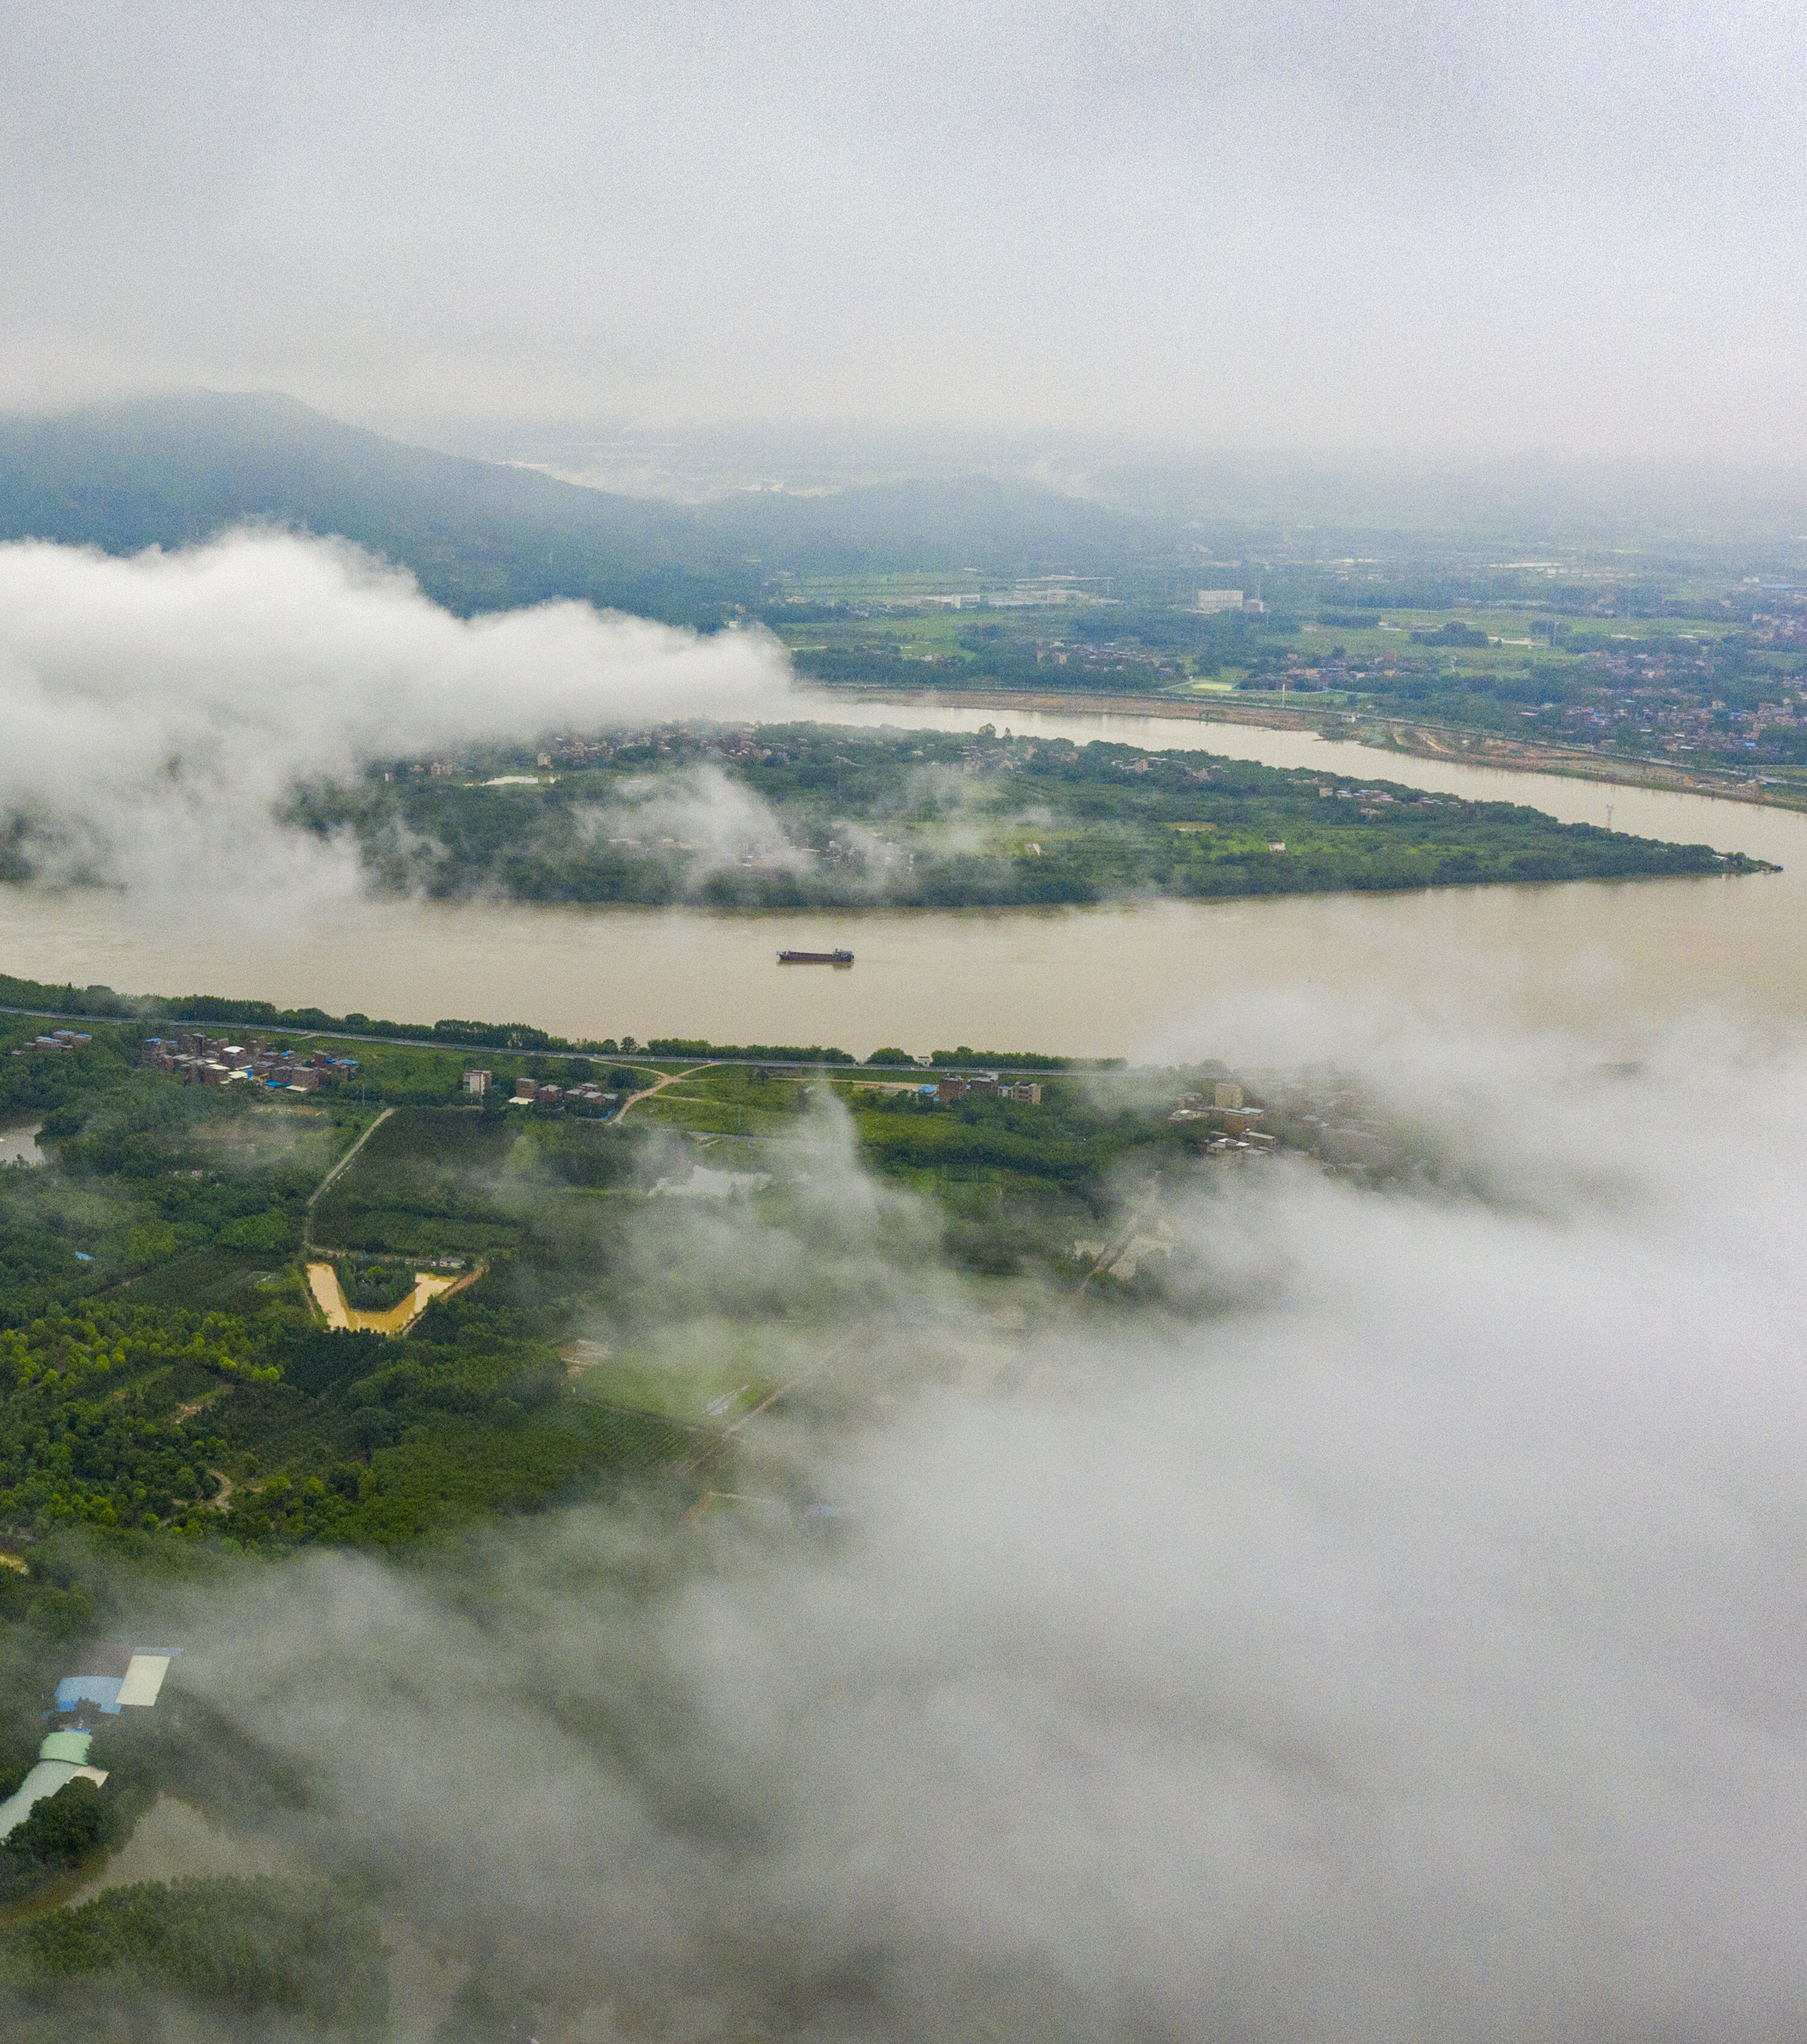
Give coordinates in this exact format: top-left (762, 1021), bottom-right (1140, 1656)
top-left (0, 704), bottom-right (1801, 1060)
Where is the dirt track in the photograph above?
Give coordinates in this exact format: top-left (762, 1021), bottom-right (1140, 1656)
top-left (613, 1064), bottom-right (713, 1124)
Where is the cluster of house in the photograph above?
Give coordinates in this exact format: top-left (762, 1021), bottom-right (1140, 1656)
top-left (142, 1034), bottom-right (359, 1091)
top-left (1168, 1081), bottom-right (1277, 1154)
top-left (0, 1645), bottom-right (176, 1844)
top-left (11, 1027), bottom-right (93, 1056)
top-left (461, 1070), bottom-right (619, 1113)
top-left (931, 1073), bottom-right (1042, 1105)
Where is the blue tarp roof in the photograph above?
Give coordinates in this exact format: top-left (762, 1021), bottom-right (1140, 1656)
top-left (55, 1676), bottom-right (122, 1714)
top-left (52, 1651), bottom-right (178, 1717)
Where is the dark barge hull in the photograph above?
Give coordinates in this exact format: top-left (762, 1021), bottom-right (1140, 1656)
top-left (778, 949), bottom-right (854, 966)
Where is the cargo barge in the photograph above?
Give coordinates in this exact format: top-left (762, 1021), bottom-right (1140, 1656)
top-left (778, 949), bottom-right (854, 966)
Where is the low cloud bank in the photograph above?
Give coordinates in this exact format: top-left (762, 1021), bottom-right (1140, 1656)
top-left (570, 763), bottom-right (817, 883)
top-left (0, 531), bottom-right (796, 893)
top-left (122, 1025), bottom-right (1807, 2041)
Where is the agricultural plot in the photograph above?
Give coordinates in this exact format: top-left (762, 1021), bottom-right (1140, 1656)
top-left (116, 1247), bottom-right (293, 1311)
top-left (567, 1322), bottom-right (788, 1427)
top-left (308, 1107), bottom-right (525, 1257)
top-left (622, 1063), bottom-right (812, 1139)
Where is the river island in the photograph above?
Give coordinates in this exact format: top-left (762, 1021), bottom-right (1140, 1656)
top-left (282, 722), bottom-right (1769, 908)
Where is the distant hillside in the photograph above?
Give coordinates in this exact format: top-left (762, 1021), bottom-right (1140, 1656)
top-left (0, 393), bottom-right (1174, 623)
top-left (698, 473), bottom-right (1166, 578)
top-left (0, 392), bottom-right (737, 622)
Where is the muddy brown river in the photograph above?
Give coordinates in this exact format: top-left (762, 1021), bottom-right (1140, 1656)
top-left (1, 705), bottom-right (1800, 1059)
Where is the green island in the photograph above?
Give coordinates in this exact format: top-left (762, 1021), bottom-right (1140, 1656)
top-left (0, 969), bottom-right (1443, 2028)
top-left (285, 724), bottom-right (1764, 909)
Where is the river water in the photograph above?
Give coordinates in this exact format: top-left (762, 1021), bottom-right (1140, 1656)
top-left (0, 1120), bottom-right (43, 1165)
top-left (0, 703), bottom-right (1800, 1060)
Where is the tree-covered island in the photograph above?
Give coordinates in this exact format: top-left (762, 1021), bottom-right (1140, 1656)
top-left (286, 724), bottom-right (1765, 907)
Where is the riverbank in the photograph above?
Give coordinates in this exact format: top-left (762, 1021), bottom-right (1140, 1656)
top-left (827, 687), bottom-right (1807, 814)
top-left (1344, 713), bottom-right (1807, 812)
top-left (4, 712), bottom-right (1806, 1055)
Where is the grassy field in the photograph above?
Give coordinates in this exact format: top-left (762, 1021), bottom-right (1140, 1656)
top-left (309, 1106), bottom-right (525, 1255)
top-left (569, 1323), bottom-right (789, 1426)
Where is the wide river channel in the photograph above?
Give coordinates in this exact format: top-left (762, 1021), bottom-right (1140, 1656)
top-left (1, 701), bottom-right (1802, 1060)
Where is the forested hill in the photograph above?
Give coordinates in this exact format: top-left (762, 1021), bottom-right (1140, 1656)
top-left (0, 392), bottom-right (733, 623)
top-left (0, 393), bottom-right (1173, 621)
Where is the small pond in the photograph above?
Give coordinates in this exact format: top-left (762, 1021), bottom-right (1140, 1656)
top-left (0, 1120), bottom-right (43, 1166)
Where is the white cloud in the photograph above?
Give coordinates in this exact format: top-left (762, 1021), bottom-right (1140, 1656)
top-left (140, 1027), bottom-right (1807, 2040)
top-left (574, 763), bottom-right (815, 880)
top-left (3, 2), bottom-right (1804, 457)
top-left (0, 531), bottom-right (796, 895)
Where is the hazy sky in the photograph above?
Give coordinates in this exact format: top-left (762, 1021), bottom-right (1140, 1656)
top-left (4, 0), bottom-right (1805, 460)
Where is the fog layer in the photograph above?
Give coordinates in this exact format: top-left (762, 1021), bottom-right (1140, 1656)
top-left (0, 533), bottom-right (794, 893)
top-left (142, 1028), bottom-right (1807, 2042)
top-left (6, 2), bottom-right (1805, 460)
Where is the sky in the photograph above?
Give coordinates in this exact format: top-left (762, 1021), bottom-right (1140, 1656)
top-left (4, 0), bottom-right (1805, 464)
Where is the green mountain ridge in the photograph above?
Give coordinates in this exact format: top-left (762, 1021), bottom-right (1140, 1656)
top-left (0, 390), bottom-right (727, 621)
top-left (0, 392), bottom-right (1172, 622)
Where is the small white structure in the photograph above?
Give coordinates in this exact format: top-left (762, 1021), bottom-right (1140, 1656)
top-left (0, 1729), bottom-right (108, 1842)
top-left (1196, 589), bottom-right (1244, 613)
top-left (115, 1652), bottom-right (172, 1708)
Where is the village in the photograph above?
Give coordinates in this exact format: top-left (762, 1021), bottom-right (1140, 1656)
top-left (139, 1033), bottom-right (360, 1090)
top-left (460, 1068), bottom-right (619, 1113)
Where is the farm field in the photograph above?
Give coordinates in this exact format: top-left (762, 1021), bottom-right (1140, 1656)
top-left (748, 560), bottom-right (1807, 801)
